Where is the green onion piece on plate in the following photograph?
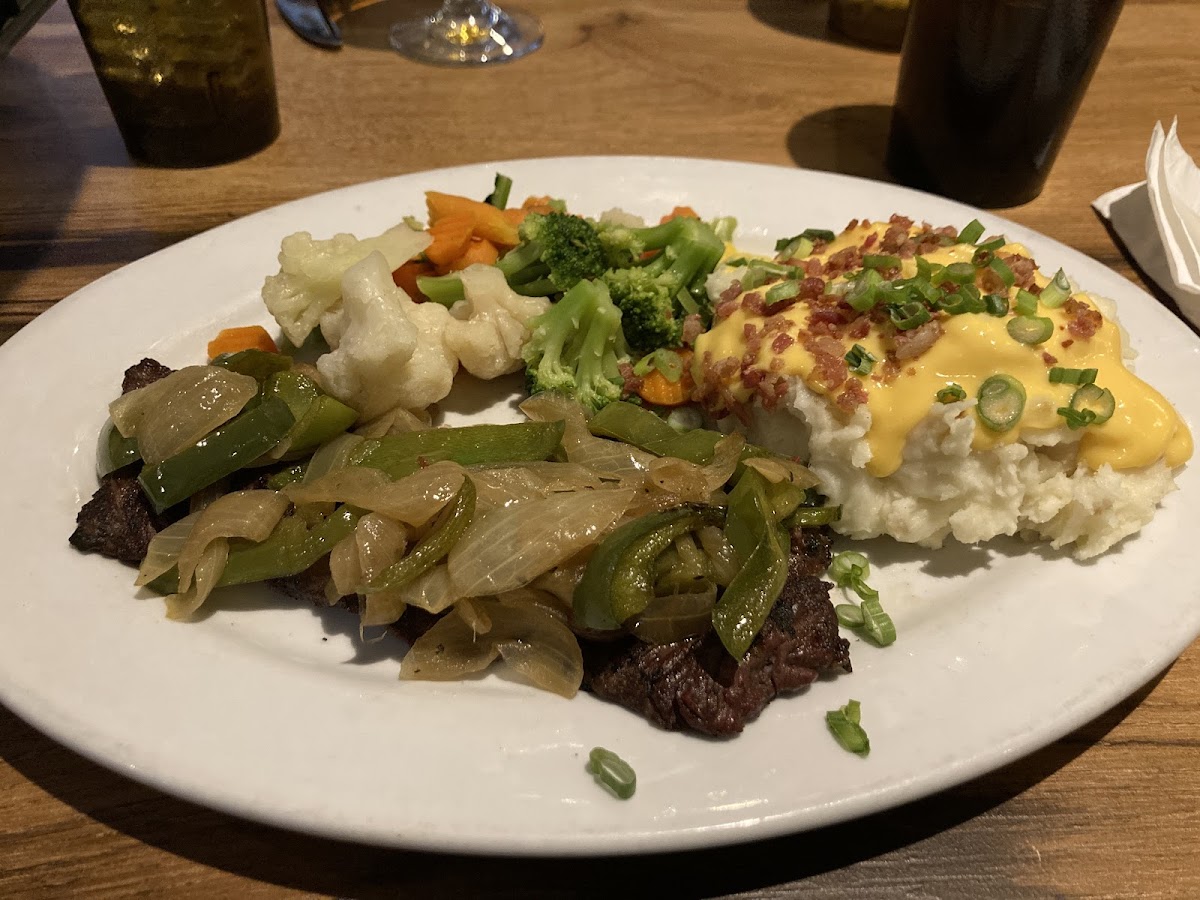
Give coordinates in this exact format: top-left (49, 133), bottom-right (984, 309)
top-left (826, 700), bottom-right (870, 756)
top-left (765, 280), bottom-right (800, 304)
top-left (1061, 383), bottom-right (1115, 428)
top-left (835, 604), bottom-right (865, 628)
top-left (1013, 289), bottom-right (1039, 317)
top-left (801, 228), bottom-right (836, 243)
top-left (1048, 366), bottom-right (1098, 385)
top-left (976, 236), bottom-right (1006, 252)
top-left (984, 293), bottom-right (1010, 317)
top-left (859, 597), bottom-right (897, 646)
top-left (936, 383), bottom-right (967, 403)
top-left (890, 301), bottom-right (932, 330)
top-left (988, 256), bottom-right (1016, 288)
top-left (944, 261), bottom-right (977, 284)
top-left (957, 219), bottom-right (985, 244)
top-left (844, 344), bottom-right (877, 376)
top-left (863, 253), bottom-right (902, 270)
top-left (585, 747), bottom-right (637, 799)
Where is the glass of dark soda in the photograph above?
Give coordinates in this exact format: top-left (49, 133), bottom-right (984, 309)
top-left (886, 0), bottom-right (1124, 208)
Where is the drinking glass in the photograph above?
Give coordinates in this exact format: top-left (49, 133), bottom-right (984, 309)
top-left (389, 0), bottom-right (542, 66)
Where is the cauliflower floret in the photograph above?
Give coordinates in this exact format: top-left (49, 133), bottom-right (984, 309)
top-left (316, 252), bottom-right (457, 419)
top-left (444, 265), bottom-right (550, 379)
top-left (262, 224), bottom-right (430, 347)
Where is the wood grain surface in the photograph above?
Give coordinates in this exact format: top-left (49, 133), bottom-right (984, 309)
top-left (2, 1), bottom-right (1199, 897)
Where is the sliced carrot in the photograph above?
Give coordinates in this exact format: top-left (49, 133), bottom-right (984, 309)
top-left (659, 205), bottom-right (699, 224)
top-left (425, 191), bottom-right (520, 247)
top-left (393, 259), bottom-right (436, 300)
top-left (207, 325), bottom-right (277, 360)
top-left (445, 237), bottom-right (500, 272)
top-left (636, 369), bottom-right (691, 407)
top-left (424, 213), bottom-right (476, 268)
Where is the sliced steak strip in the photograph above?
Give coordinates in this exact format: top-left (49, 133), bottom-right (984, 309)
top-left (121, 357), bottom-right (173, 394)
top-left (581, 528), bottom-right (850, 738)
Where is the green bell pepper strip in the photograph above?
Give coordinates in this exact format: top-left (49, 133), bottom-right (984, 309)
top-left (349, 421), bottom-right (566, 479)
top-left (588, 400), bottom-right (776, 470)
top-left (263, 370), bottom-right (358, 457)
top-left (211, 348), bottom-right (293, 381)
top-left (712, 473), bottom-right (789, 659)
top-left (97, 418), bottom-right (141, 477)
top-left (146, 506), bottom-right (360, 595)
top-left (138, 396), bottom-right (296, 513)
top-left (574, 505), bottom-right (724, 631)
top-left (365, 477), bottom-right (476, 593)
top-left (782, 505), bottom-right (842, 528)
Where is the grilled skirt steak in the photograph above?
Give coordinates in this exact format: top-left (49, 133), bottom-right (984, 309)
top-left (581, 529), bottom-right (851, 737)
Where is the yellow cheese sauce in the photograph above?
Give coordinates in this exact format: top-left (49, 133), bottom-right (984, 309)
top-left (696, 222), bottom-right (1192, 478)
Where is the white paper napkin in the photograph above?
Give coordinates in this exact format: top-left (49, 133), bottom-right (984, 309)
top-left (1093, 119), bottom-right (1200, 326)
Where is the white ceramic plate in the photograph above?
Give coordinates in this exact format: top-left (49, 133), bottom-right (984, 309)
top-left (2, 158), bottom-right (1198, 856)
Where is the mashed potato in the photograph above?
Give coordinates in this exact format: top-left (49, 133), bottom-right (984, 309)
top-left (749, 380), bottom-right (1177, 559)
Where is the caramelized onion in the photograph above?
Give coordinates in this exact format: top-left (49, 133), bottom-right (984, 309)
top-left (698, 525), bottom-right (740, 587)
top-left (286, 461), bottom-right (464, 527)
top-left (647, 432), bottom-right (744, 501)
top-left (109, 366), bottom-right (259, 465)
top-left (742, 455), bottom-right (819, 488)
top-left (628, 587), bottom-right (717, 644)
top-left (521, 393), bottom-right (654, 479)
top-left (400, 598), bottom-right (583, 697)
top-left (449, 489), bottom-right (634, 597)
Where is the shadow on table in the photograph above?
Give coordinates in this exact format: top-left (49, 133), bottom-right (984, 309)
top-left (0, 669), bottom-right (1166, 899)
top-left (785, 104), bottom-right (896, 184)
top-left (747, 0), bottom-right (904, 53)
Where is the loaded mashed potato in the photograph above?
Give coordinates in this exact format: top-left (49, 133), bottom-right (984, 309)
top-left (694, 215), bottom-right (1192, 558)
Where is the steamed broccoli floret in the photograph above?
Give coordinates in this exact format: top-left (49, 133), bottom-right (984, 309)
top-left (521, 279), bottom-right (629, 414)
top-left (599, 216), bottom-right (726, 351)
top-left (497, 211), bottom-right (608, 296)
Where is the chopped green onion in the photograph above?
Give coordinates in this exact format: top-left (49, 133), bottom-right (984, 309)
top-left (585, 747), bottom-right (636, 799)
top-left (972, 248), bottom-right (995, 267)
top-left (484, 173), bottom-right (513, 209)
top-left (1048, 366), bottom-right (1098, 385)
top-left (863, 254), bottom-right (902, 270)
top-left (936, 383), bottom-right (967, 403)
top-left (846, 269), bottom-right (884, 312)
top-left (988, 257), bottom-right (1016, 288)
top-left (765, 280), bottom-right (800, 304)
top-left (835, 604), bottom-right (865, 628)
top-left (944, 262), bottom-right (977, 284)
top-left (1039, 269), bottom-right (1073, 308)
top-left (774, 234), bottom-right (814, 259)
top-left (801, 228), bottom-right (836, 243)
top-left (957, 219), bottom-right (985, 244)
top-left (976, 236), bottom-right (1007, 252)
top-left (1057, 407), bottom-right (1097, 429)
top-left (633, 349), bottom-right (685, 382)
top-left (976, 374), bottom-right (1026, 432)
top-left (1062, 383), bottom-right (1115, 427)
top-left (783, 505), bottom-right (842, 528)
top-left (890, 301), bottom-right (932, 330)
top-left (826, 701), bottom-right (870, 756)
top-left (984, 293), bottom-right (1010, 317)
top-left (739, 265), bottom-right (770, 291)
top-left (1014, 289), bottom-right (1039, 316)
top-left (915, 256), bottom-right (935, 279)
top-left (860, 597), bottom-right (897, 646)
top-left (829, 550), bottom-right (878, 602)
top-left (844, 344), bottom-right (877, 376)
top-left (1006, 315), bottom-right (1053, 345)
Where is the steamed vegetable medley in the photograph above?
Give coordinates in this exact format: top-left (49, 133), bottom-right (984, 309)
top-left (84, 175), bottom-right (850, 703)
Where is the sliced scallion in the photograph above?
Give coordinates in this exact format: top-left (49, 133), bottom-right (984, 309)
top-left (976, 374), bottom-right (1026, 432)
top-left (1006, 315), bottom-right (1053, 345)
top-left (988, 256), bottom-right (1016, 288)
top-left (826, 701), bottom-right (870, 756)
top-left (765, 280), bottom-right (800, 304)
top-left (984, 293), bottom-right (1010, 317)
top-left (835, 604), bottom-right (865, 628)
top-left (1014, 289), bottom-right (1039, 316)
top-left (844, 343), bottom-right (877, 376)
top-left (1063, 383), bottom-right (1115, 427)
top-left (936, 383), bottom-right (967, 403)
top-left (774, 234), bottom-right (815, 260)
top-left (846, 269), bottom-right (884, 312)
top-left (944, 262), bottom-right (977, 284)
top-left (863, 253), bottom-right (902, 270)
top-left (801, 228), bottom-right (836, 243)
top-left (585, 747), bottom-right (637, 800)
top-left (829, 550), bottom-right (879, 602)
top-left (1048, 367), bottom-right (1098, 385)
top-left (860, 597), bottom-right (897, 646)
top-left (784, 505), bottom-right (842, 528)
top-left (977, 236), bottom-right (1007, 252)
top-left (957, 219), bottom-right (985, 244)
top-left (890, 301), bottom-right (932, 330)
top-left (1039, 268), bottom-right (1073, 308)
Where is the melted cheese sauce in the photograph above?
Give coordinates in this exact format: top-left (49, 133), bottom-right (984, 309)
top-left (696, 223), bottom-right (1192, 478)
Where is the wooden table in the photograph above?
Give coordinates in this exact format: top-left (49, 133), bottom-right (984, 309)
top-left (3, 1), bottom-right (1198, 896)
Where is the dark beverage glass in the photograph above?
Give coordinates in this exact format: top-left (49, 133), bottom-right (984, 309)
top-left (67, 0), bottom-right (280, 168)
top-left (886, 0), bottom-right (1124, 208)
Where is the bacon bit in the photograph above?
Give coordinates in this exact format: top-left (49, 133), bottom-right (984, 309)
top-left (878, 357), bottom-right (902, 384)
top-left (835, 378), bottom-right (869, 413)
top-left (880, 223), bottom-right (909, 253)
top-left (802, 258), bottom-right (825, 277)
top-left (719, 280), bottom-right (742, 304)
top-left (845, 218), bottom-right (860, 232)
top-left (715, 298), bottom-right (739, 320)
top-left (1042, 352), bottom-right (1058, 366)
top-left (892, 319), bottom-right (944, 361)
top-left (741, 366), bottom-right (764, 390)
top-left (978, 267), bottom-right (1005, 294)
top-left (1064, 297), bottom-right (1102, 339)
top-left (768, 357), bottom-right (785, 372)
top-left (888, 214), bottom-right (915, 229)
top-left (618, 361), bottom-right (644, 397)
top-left (681, 313), bottom-right (704, 346)
top-left (894, 240), bottom-right (918, 260)
top-left (861, 232), bottom-right (879, 250)
top-left (743, 324), bottom-right (764, 356)
top-left (741, 292), bottom-right (767, 316)
top-left (771, 332), bottom-right (795, 354)
top-left (848, 316), bottom-right (871, 340)
top-left (1061, 339), bottom-right (1075, 350)
top-left (763, 314), bottom-right (791, 334)
top-left (1002, 254), bottom-right (1037, 290)
top-left (803, 333), bottom-right (848, 393)
top-left (824, 247), bottom-right (863, 278)
top-left (758, 375), bottom-right (790, 411)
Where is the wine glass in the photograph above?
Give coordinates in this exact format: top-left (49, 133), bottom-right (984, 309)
top-left (389, 0), bottom-right (543, 66)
